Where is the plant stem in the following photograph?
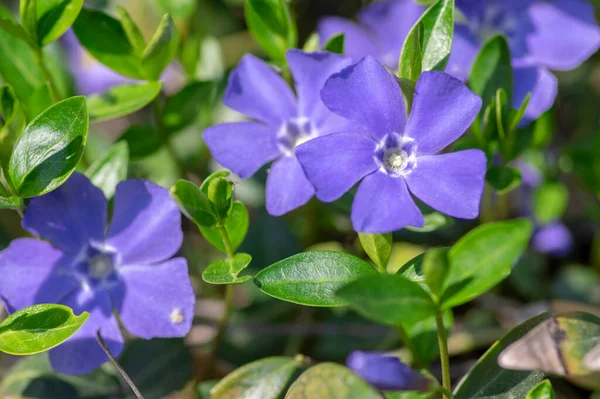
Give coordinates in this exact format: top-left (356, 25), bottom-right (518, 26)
top-left (96, 330), bottom-right (144, 399)
top-left (436, 311), bottom-right (452, 398)
top-left (33, 48), bottom-right (60, 103)
top-left (152, 96), bottom-right (186, 177)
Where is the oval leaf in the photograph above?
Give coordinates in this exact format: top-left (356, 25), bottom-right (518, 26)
top-left (87, 82), bottom-right (162, 122)
top-left (526, 380), bottom-right (555, 399)
top-left (203, 253), bottom-right (253, 285)
top-left (245, 0), bottom-right (297, 63)
top-left (358, 233), bottom-right (392, 272)
top-left (199, 200), bottom-right (249, 253)
top-left (0, 195), bottom-right (21, 209)
top-left (170, 179), bottom-right (217, 227)
top-left (9, 96), bottom-right (88, 198)
top-left (36, 0), bottom-right (84, 46)
top-left (254, 251), bottom-right (378, 307)
top-left (85, 141), bottom-right (128, 198)
top-left (469, 34), bottom-right (513, 107)
top-left (0, 304), bottom-right (89, 355)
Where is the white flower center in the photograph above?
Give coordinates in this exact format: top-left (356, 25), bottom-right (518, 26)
top-left (88, 253), bottom-right (114, 279)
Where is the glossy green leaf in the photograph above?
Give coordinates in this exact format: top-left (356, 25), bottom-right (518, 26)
top-left (85, 141), bottom-right (128, 198)
top-left (422, 247), bottom-right (449, 298)
top-left (286, 362), bottom-right (381, 399)
top-left (323, 33), bottom-right (344, 54)
top-left (162, 81), bottom-right (217, 133)
top-left (199, 200), bottom-right (249, 253)
top-left (526, 380), bottom-right (555, 399)
top-left (73, 8), bottom-right (144, 79)
top-left (0, 85), bottom-right (26, 184)
top-left (399, 0), bottom-right (454, 78)
top-left (453, 313), bottom-right (550, 399)
top-left (245, 0), bottom-right (297, 63)
top-left (9, 96), bottom-right (88, 198)
top-left (116, 6), bottom-right (145, 56)
top-left (20, 0), bottom-right (37, 43)
top-left (255, 251), bottom-right (378, 307)
top-left (202, 253), bottom-right (253, 285)
top-left (337, 274), bottom-right (437, 325)
top-left (486, 166), bottom-right (522, 194)
top-left (399, 22), bottom-right (422, 80)
top-left (0, 195), bottom-right (22, 209)
top-left (406, 211), bottom-right (452, 233)
top-left (205, 176), bottom-right (234, 222)
top-left (211, 356), bottom-right (303, 399)
top-left (87, 82), bottom-right (162, 122)
top-left (36, 0), bottom-right (84, 46)
top-left (142, 14), bottom-right (179, 81)
top-left (533, 182), bottom-right (569, 225)
top-left (118, 124), bottom-right (162, 160)
top-left (358, 232), bottom-right (391, 272)
top-left (441, 219), bottom-right (533, 309)
top-left (170, 179), bottom-right (217, 227)
top-left (303, 32), bottom-right (320, 52)
top-left (469, 34), bottom-right (513, 107)
top-left (0, 304), bottom-right (88, 355)
top-left (0, 17), bottom-right (35, 46)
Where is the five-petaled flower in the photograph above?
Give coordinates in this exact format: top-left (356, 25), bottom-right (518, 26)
top-left (448, 0), bottom-right (600, 122)
top-left (296, 57), bottom-right (486, 233)
top-left (203, 49), bottom-right (352, 216)
top-left (0, 173), bottom-right (195, 375)
top-left (347, 351), bottom-right (430, 391)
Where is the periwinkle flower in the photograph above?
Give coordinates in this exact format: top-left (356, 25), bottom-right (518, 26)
top-left (347, 351), bottom-right (429, 391)
top-left (532, 222), bottom-right (574, 257)
top-left (0, 173), bottom-right (195, 375)
top-left (318, 0), bottom-right (424, 68)
top-left (448, 0), bottom-right (600, 121)
top-left (296, 57), bottom-right (486, 233)
top-left (203, 50), bottom-right (352, 216)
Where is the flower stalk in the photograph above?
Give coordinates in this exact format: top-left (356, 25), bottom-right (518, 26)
top-left (436, 311), bottom-right (452, 398)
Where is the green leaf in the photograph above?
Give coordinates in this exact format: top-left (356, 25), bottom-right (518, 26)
top-left (85, 141), bottom-right (128, 198)
top-left (170, 179), bottom-right (217, 227)
top-left (405, 212), bottom-right (452, 233)
top-left (210, 356), bottom-right (303, 399)
top-left (453, 313), bottom-right (549, 399)
top-left (118, 124), bottom-right (162, 160)
top-left (245, 0), bottom-right (297, 63)
top-left (533, 182), bottom-right (569, 225)
top-left (0, 195), bottom-right (22, 209)
top-left (337, 274), bottom-right (437, 325)
top-left (469, 34), bottom-right (513, 108)
top-left (422, 247), bottom-right (449, 298)
top-left (358, 233), bottom-right (391, 272)
top-left (142, 14), bottom-right (179, 81)
top-left (286, 362), bottom-right (381, 399)
top-left (255, 251), bottom-right (378, 307)
top-left (9, 96), bottom-right (88, 198)
top-left (322, 33), bottom-right (344, 54)
top-left (398, 78), bottom-right (416, 116)
top-left (0, 18), bottom-right (35, 46)
top-left (205, 176), bottom-right (234, 222)
top-left (202, 253), bottom-right (253, 285)
top-left (199, 201), bottom-right (249, 253)
top-left (441, 219), bottom-right (533, 309)
top-left (36, 0), bottom-right (84, 46)
top-left (303, 32), bottom-right (320, 52)
top-left (526, 380), bottom-right (555, 399)
top-left (20, 0), bottom-right (37, 43)
top-left (0, 304), bottom-right (88, 355)
top-left (116, 6), bottom-right (145, 56)
top-left (155, 0), bottom-right (197, 21)
top-left (87, 82), bottom-right (162, 122)
top-left (0, 85), bottom-right (26, 185)
top-left (162, 81), bottom-right (217, 134)
top-left (486, 166), bottom-right (522, 194)
top-left (399, 22), bottom-right (422, 80)
top-left (399, 0), bottom-right (454, 78)
top-left (73, 8), bottom-right (144, 79)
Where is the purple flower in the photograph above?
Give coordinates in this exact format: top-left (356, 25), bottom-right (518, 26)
top-left (532, 222), bottom-right (574, 257)
top-left (296, 57), bottom-right (486, 233)
top-left (203, 50), bottom-right (352, 216)
top-left (347, 351), bottom-right (429, 391)
top-left (448, 0), bottom-right (600, 121)
top-left (0, 173), bottom-right (194, 375)
top-left (318, 0), bottom-right (424, 68)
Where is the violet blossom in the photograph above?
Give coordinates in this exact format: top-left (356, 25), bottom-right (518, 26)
top-left (0, 173), bottom-right (195, 375)
top-left (203, 50), bottom-right (352, 216)
top-left (296, 57), bottom-right (486, 233)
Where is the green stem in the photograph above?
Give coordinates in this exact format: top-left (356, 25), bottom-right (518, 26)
top-left (33, 48), bottom-right (60, 103)
top-left (152, 96), bottom-right (186, 177)
top-left (436, 311), bottom-right (452, 398)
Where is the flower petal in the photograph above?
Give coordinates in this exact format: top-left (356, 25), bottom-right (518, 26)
top-left (49, 288), bottom-right (123, 375)
top-left (352, 171), bottom-right (424, 233)
top-left (265, 155), bottom-right (315, 216)
top-left (106, 180), bottom-right (182, 265)
top-left (446, 25), bottom-right (480, 82)
top-left (532, 222), bottom-right (573, 257)
top-left (286, 49), bottom-right (352, 126)
top-left (513, 66), bottom-right (558, 123)
top-left (223, 54), bottom-right (297, 126)
top-left (0, 238), bottom-right (79, 313)
top-left (347, 351), bottom-right (429, 391)
top-left (203, 122), bottom-right (280, 178)
top-left (22, 173), bottom-right (107, 253)
top-left (526, 0), bottom-right (600, 71)
top-left (109, 258), bottom-right (194, 339)
top-left (296, 132), bottom-right (378, 202)
top-left (317, 17), bottom-right (380, 63)
top-left (405, 71), bottom-right (482, 155)
top-left (321, 56), bottom-right (407, 141)
top-left (405, 150), bottom-right (487, 219)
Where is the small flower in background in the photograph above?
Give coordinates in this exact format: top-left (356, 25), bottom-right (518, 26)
top-left (449, 0), bottom-right (600, 122)
top-left (0, 173), bottom-right (195, 375)
top-left (318, 0), bottom-right (424, 69)
top-left (296, 57), bottom-right (486, 233)
top-left (346, 351), bottom-right (430, 391)
top-left (203, 49), bottom-right (352, 216)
